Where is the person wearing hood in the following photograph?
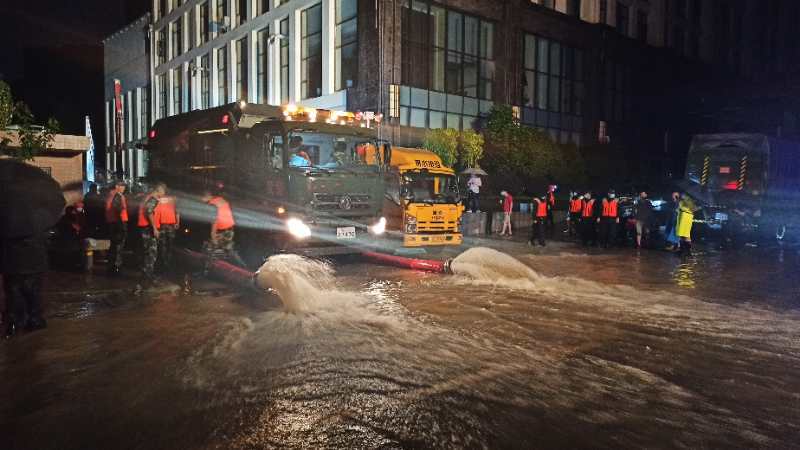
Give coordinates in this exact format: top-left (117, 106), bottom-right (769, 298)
top-left (598, 189), bottom-right (620, 248)
top-left (529, 193), bottom-right (548, 247)
top-left (498, 190), bottom-right (514, 236)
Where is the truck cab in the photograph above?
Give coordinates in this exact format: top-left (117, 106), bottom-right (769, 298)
top-left (367, 146), bottom-right (464, 247)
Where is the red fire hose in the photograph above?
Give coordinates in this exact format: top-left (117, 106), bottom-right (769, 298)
top-left (361, 251), bottom-right (452, 273)
top-left (178, 248), bottom-right (259, 290)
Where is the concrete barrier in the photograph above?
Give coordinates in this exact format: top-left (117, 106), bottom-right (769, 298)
top-left (462, 212), bottom-right (488, 236)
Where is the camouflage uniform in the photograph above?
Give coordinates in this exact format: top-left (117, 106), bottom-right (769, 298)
top-left (107, 193), bottom-right (127, 273)
top-left (140, 196), bottom-right (160, 279)
top-left (203, 228), bottom-right (245, 271)
top-left (157, 224), bottom-right (177, 270)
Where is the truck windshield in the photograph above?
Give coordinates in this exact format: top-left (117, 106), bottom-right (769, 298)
top-left (287, 131), bottom-right (373, 169)
top-left (401, 171), bottom-right (459, 204)
top-left (686, 147), bottom-right (765, 194)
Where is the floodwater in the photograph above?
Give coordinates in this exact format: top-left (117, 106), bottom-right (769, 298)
top-left (2, 241), bottom-right (800, 449)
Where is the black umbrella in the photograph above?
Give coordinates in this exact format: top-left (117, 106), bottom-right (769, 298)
top-left (0, 159), bottom-right (66, 238)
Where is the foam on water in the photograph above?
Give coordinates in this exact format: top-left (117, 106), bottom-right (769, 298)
top-left (256, 254), bottom-right (402, 327)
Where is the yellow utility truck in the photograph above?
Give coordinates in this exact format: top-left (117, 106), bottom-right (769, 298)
top-left (367, 146), bottom-right (463, 247)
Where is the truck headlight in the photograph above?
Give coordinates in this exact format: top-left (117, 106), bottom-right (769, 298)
top-left (287, 218), bottom-right (311, 239)
top-left (370, 217), bottom-right (387, 235)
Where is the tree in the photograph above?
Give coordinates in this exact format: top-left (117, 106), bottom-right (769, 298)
top-left (0, 80), bottom-right (12, 130)
top-left (480, 104), bottom-right (586, 193)
top-left (422, 128), bottom-right (460, 167)
top-left (0, 82), bottom-right (60, 161)
top-left (459, 129), bottom-right (484, 169)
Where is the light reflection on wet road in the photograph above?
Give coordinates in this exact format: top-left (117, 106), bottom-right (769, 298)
top-left (1, 241), bottom-right (799, 449)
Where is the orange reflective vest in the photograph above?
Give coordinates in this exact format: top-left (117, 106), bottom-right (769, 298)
top-left (535, 199), bottom-right (548, 218)
top-left (105, 191), bottom-right (129, 223)
top-left (602, 198), bottom-right (619, 218)
top-left (208, 196), bottom-right (235, 230)
top-left (569, 198), bottom-right (583, 213)
top-left (155, 196), bottom-right (178, 226)
top-left (137, 194), bottom-right (160, 229)
top-left (582, 199), bottom-right (595, 218)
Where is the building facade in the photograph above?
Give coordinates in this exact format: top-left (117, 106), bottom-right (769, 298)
top-left (103, 14), bottom-right (152, 181)
top-left (139, 0), bottom-right (780, 182)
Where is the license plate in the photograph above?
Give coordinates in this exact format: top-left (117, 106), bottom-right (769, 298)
top-left (336, 227), bottom-right (356, 239)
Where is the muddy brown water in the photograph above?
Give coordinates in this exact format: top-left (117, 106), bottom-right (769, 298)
top-left (1, 243), bottom-right (799, 449)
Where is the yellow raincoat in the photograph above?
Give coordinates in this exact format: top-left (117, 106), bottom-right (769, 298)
top-left (676, 196), bottom-right (697, 239)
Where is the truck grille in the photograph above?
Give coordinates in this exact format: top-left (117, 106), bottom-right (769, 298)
top-left (416, 220), bottom-right (458, 232)
top-left (312, 193), bottom-right (372, 211)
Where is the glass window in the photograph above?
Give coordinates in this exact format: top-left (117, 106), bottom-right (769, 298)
top-left (616, 2), bottom-right (629, 35)
top-left (257, 27), bottom-right (269, 104)
top-left (335, 0), bottom-right (358, 90)
top-left (599, 0), bottom-right (608, 24)
top-left (216, 0), bottom-right (228, 32)
top-left (401, 1), bottom-right (494, 100)
top-left (188, 6), bottom-right (196, 50)
top-left (235, 37), bottom-right (248, 101)
top-left (236, 0), bottom-right (248, 26)
top-left (301, 4), bottom-right (323, 99)
top-left (256, 0), bottom-right (269, 16)
top-left (199, 2), bottom-right (210, 44)
top-left (172, 68), bottom-right (183, 115)
top-left (156, 28), bottom-right (166, 65)
top-left (201, 54), bottom-right (211, 108)
top-left (171, 19), bottom-right (182, 58)
top-left (280, 18), bottom-right (289, 104)
top-left (567, 0), bottom-right (581, 17)
top-left (217, 45), bottom-right (228, 105)
top-left (158, 73), bottom-right (167, 119)
top-left (139, 88), bottom-right (148, 137)
top-left (637, 10), bottom-right (648, 41)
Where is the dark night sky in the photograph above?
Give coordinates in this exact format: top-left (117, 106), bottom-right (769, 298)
top-left (0, 0), bottom-right (149, 146)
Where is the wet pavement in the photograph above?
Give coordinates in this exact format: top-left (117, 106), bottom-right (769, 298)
top-left (2, 237), bottom-right (800, 449)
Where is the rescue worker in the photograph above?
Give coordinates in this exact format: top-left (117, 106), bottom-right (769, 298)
top-left (105, 180), bottom-right (129, 276)
top-left (677, 193), bottom-right (697, 256)
top-left (138, 183), bottom-right (166, 283)
top-left (530, 194), bottom-right (548, 247)
top-left (580, 192), bottom-right (598, 246)
top-left (566, 192), bottom-right (583, 238)
top-left (202, 188), bottom-right (246, 272)
top-left (155, 191), bottom-right (180, 272)
top-left (546, 185), bottom-right (556, 233)
top-left (598, 189), bottom-right (620, 248)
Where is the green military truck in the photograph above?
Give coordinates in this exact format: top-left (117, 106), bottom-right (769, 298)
top-left (144, 103), bottom-right (387, 265)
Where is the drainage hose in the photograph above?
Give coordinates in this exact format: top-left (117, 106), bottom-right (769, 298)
top-left (361, 251), bottom-right (452, 273)
top-left (177, 248), bottom-right (259, 290)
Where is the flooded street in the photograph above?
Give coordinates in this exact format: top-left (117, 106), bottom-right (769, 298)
top-left (2, 241), bottom-right (800, 449)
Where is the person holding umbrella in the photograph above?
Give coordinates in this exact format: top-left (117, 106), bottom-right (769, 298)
top-left (0, 159), bottom-right (66, 337)
top-left (104, 180), bottom-right (129, 276)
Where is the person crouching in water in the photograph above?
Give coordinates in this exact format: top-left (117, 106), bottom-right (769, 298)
top-left (499, 190), bottom-right (514, 236)
top-left (202, 188), bottom-right (246, 273)
top-left (530, 194), bottom-right (548, 247)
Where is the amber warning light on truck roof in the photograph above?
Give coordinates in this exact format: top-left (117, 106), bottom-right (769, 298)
top-left (281, 105), bottom-right (383, 127)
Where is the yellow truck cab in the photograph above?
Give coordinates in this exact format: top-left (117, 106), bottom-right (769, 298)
top-left (367, 146), bottom-right (464, 247)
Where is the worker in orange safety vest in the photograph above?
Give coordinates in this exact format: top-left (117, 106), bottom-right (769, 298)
top-left (598, 189), bottom-right (620, 248)
top-left (529, 194), bottom-right (549, 247)
top-left (104, 180), bottom-right (129, 276)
